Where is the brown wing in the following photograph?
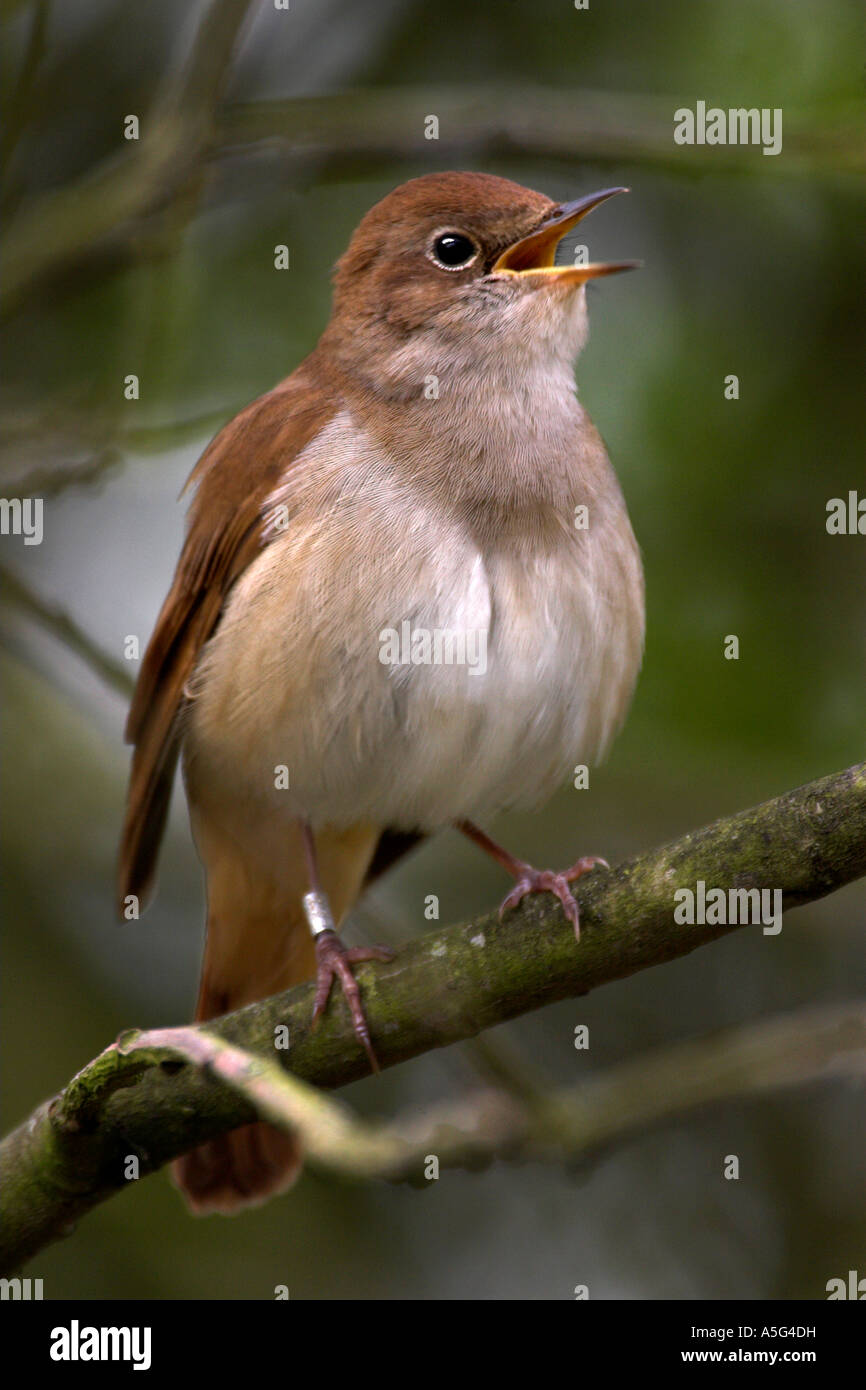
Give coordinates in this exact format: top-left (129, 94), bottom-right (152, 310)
top-left (117, 362), bottom-right (335, 915)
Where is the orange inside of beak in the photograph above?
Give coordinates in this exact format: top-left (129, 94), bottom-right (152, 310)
top-left (493, 187), bottom-right (640, 284)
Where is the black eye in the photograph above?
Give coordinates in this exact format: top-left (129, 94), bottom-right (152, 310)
top-left (430, 231), bottom-right (478, 271)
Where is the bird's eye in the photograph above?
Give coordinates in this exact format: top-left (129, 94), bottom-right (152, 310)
top-left (429, 231), bottom-right (479, 271)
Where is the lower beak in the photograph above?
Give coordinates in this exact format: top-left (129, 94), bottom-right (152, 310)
top-left (492, 187), bottom-right (639, 285)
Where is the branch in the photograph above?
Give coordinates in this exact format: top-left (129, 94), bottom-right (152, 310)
top-left (21, 999), bottom-right (866, 1190)
top-left (0, 405), bottom-right (245, 502)
top-left (0, 562), bottom-right (134, 697)
top-left (1, 760), bottom-right (864, 1270)
top-left (0, 444), bottom-right (123, 500)
top-left (3, 79), bottom-right (863, 315)
top-left (0, 0), bottom-right (51, 199)
top-left (220, 86), bottom-right (866, 177)
top-left (0, 0), bottom-right (256, 315)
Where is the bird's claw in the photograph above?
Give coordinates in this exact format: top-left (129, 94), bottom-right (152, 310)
top-left (311, 929), bottom-right (394, 1072)
top-left (498, 856), bottom-right (608, 940)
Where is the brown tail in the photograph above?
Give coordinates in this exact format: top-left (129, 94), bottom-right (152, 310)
top-left (171, 819), bottom-right (378, 1215)
top-left (173, 1123), bottom-right (304, 1216)
top-left (170, 897), bottom-right (315, 1214)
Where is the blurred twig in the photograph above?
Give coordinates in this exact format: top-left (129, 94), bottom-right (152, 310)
top-left (0, 562), bottom-right (133, 696)
top-left (94, 1004), bottom-right (866, 1173)
top-left (89, 1026), bottom-right (528, 1181)
top-left (0, 444), bottom-right (123, 499)
top-left (0, 0), bottom-right (256, 315)
top-left (0, 405), bottom-right (248, 501)
top-left (1, 999), bottom-right (864, 1272)
top-left (1, 760), bottom-right (865, 1270)
top-left (3, 74), bottom-right (864, 316)
top-left (220, 86), bottom-right (866, 177)
top-left (0, 0), bottom-right (50, 202)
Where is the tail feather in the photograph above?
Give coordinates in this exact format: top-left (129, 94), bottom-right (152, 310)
top-left (170, 908), bottom-right (315, 1214)
top-left (173, 1123), bottom-right (303, 1216)
top-left (170, 819), bottom-right (377, 1215)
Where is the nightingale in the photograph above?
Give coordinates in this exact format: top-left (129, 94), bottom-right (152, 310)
top-left (118, 171), bottom-right (645, 1214)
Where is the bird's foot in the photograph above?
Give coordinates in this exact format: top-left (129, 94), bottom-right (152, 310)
top-left (497, 856), bottom-right (608, 940)
top-left (456, 820), bottom-right (608, 941)
top-left (311, 929), bottom-right (394, 1072)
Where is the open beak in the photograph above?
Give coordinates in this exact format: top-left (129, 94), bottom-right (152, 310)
top-left (492, 187), bottom-right (639, 285)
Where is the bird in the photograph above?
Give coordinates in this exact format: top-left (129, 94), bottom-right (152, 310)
top-left (118, 170), bottom-right (645, 1214)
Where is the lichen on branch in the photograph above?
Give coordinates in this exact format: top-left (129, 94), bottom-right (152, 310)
top-left (1, 760), bottom-right (864, 1274)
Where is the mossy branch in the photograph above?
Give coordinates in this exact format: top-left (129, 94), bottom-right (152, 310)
top-left (1, 760), bottom-right (864, 1273)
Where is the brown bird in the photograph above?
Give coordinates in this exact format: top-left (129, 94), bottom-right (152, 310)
top-left (118, 171), bottom-right (645, 1214)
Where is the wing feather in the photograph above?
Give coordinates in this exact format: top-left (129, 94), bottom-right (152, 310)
top-left (117, 365), bottom-right (334, 912)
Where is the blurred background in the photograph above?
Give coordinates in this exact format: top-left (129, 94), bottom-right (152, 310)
top-left (1, 0), bottom-right (864, 1299)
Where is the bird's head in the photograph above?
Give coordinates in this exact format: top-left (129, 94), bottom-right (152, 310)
top-left (324, 171), bottom-right (637, 390)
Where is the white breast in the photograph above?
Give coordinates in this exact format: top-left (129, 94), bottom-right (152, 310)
top-left (185, 409), bottom-right (644, 834)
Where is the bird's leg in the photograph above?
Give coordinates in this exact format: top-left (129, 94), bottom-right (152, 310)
top-left (456, 820), bottom-right (608, 941)
top-left (300, 822), bottom-right (393, 1072)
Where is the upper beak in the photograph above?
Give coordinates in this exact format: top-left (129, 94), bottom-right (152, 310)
top-left (492, 187), bottom-right (640, 285)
